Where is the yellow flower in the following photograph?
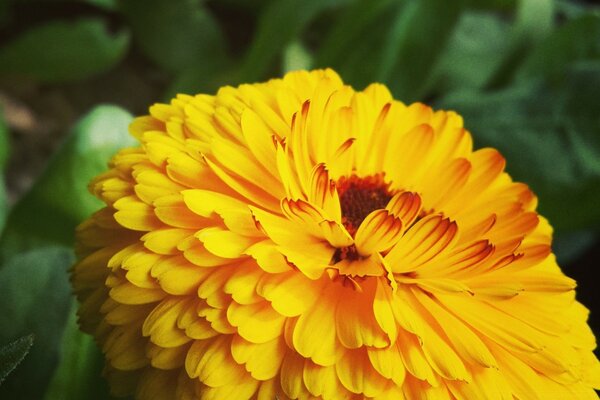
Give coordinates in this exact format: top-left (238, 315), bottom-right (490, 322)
top-left (72, 69), bottom-right (600, 399)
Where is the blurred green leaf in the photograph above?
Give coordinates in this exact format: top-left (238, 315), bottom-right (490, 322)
top-left (316, 0), bottom-right (462, 101)
top-left (86, 0), bottom-right (118, 9)
top-left (0, 105), bottom-right (134, 260)
top-left (0, 178), bottom-right (7, 234)
top-left (0, 1), bottom-right (8, 27)
top-left (163, 60), bottom-right (236, 101)
top-left (314, 0), bottom-right (394, 70)
top-left (513, 0), bottom-right (554, 42)
top-left (516, 14), bottom-right (600, 81)
top-left (0, 335), bottom-right (34, 385)
top-left (44, 306), bottom-right (112, 400)
top-left (464, 0), bottom-right (516, 11)
top-left (0, 107), bottom-right (9, 233)
top-left (0, 107), bottom-right (8, 169)
top-left (282, 41), bottom-right (313, 73)
top-left (0, 247), bottom-right (74, 399)
top-left (440, 61), bottom-right (600, 231)
top-left (429, 11), bottom-right (511, 93)
top-left (485, 0), bottom-right (554, 88)
top-left (554, 230), bottom-right (597, 265)
top-left (8, 0), bottom-right (117, 6)
top-left (120, 0), bottom-right (227, 74)
top-left (241, 0), bottom-right (350, 81)
top-left (216, 0), bottom-right (269, 8)
top-left (556, 0), bottom-right (600, 19)
top-left (0, 18), bottom-right (129, 83)
top-left (377, 0), bottom-right (463, 100)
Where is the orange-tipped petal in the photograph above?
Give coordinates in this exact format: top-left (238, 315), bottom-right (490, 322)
top-left (355, 210), bottom-right (403, 256)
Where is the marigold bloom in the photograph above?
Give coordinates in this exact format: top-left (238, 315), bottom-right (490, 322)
top-left (72, 69), bottom-right (600, 399)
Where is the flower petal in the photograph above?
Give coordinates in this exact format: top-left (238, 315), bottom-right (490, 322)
top-left (231, 335), bottom-right (286, 380)
top-left (385, 191), bottom-right (422, 229)
top-left (355, 209), bottom-right (403, 256)
top-left (308, 163), bottom-right (342, 221)
top-left (227, 301), bottom-right (285, 343)
top-left (335, 278), bottom-right (388, 349)
top-left (386, 215), bottom-right (457, 273)
top-left (292, 287), bottom-right (341, 366)
top-left (336, 348), bottom-right (388, 397)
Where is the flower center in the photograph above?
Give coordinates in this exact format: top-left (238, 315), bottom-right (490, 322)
top-left (337, 173), bottom-right (393, 237)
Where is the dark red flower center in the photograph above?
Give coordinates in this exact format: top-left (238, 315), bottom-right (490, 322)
top-left (331, 174), bottom-right (393, 265)
top-left (337, 173), bottom-right (393, 237)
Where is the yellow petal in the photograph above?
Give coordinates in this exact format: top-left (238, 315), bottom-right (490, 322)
top-left (414, 289), bottom-right (496, 368)
top-left (384, 122), bottom-right (435, 191)
top-left (280, 351), bottom-right (309, 399)
top-left (302, 360), bottom-right (345, 399)
top-left (231, 335), bottom-right (286, 380)
top-left (204, 156), bottom-right (280, 212)
top-left (129, 115), bottom-right (163, 139)
top-left (319, 220), bottom-right (354, 248)
top-left (373, 279), bottom-right (398, 344)
top-left (289, 101), bottom-right (314, 194)
top-left (142, 130), bottom-right (186, 166)
top-left (142, 228), bottom-right (193, 255)
top-left (223, 260), bottom-right (264, 305)
top-left (416, 240), bottom-right (494, 278)
top-left (182, 189), bottom-right (247, 218)
top-left (154, 194), bottom-right (208, 229)
top-left (386, 215), bottom-right (457, 273)
top-left (151, 255), bottom-right (209, 295)
top-left (146, 342), bottom-right (189, 370)
top-left (196, 227), bottom-right (258, 259)
top-left (256, 270), bottom-right (321, 317)
top-left (336, 348), bottom-right (388, 397)
top-left (179, 235), bottom-right (232, 267)
top-left (227, 301), bottom-right (285, 343)
top-left (410, 277), bottom-right (473, 296)
top-left (281, 198), bottom-right (353, 248)
top-left (133, 165), bottom-right (184, 204)
top-left (355, 209), bottom-right (403, 256)
top-left (421, 157), bottom-right (471, 211)
top-left (335, 254), bottom-right (385, 278)
top-left (245, 240), bottom-right (292, 273)
top-left (367, 344), bottom-right (406, 386)
top-left (240, 107), bottom-right (278, 174)
top-left (249, 206), bottom-right (319, 248)
top-left (280, 243), bottom-right (333, 280)
top-left (142, 298), bottom-right (191, 347)
top-left (405, 303), bottom-right (470, 382)
top-left (281, 198), bottom-right (326, 237)
top-left (185, 336), bottom-right (247, 387)
top-left (492, 345), bottom-right (548, 400)
top-left (308, 163), bottom-right (342, 221)
top-left (335, 278), bottom-right (388, 349)
top-left (120, 248), bottom-right (160, 289)
top-left (221, 208), bottom-right (263, 237)
top-left (109, 281), bottom-right (166, 305)
top-left (446, 366), bottom-right (512, 400)
top-left (114, 195), bottom-right (162, 231)
top-left (292, 288), bottom-right (341, 366)
top-left (385, 191), bottom-right (422, 229)
top-left (396, 328), bottom-right (438, 386)
top-left (275, 138), bottom-right (304, 200)
top-left (438, 294), bottom-right (544, 353)
top-left (103, 325), bottom-right (147, 370)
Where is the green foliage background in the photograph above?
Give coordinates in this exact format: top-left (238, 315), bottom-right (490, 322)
top-left (0, 0), bottom-right (599, 398)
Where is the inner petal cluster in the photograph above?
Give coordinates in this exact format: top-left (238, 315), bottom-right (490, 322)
top-left (331, 173), bottom-right (400, 270)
